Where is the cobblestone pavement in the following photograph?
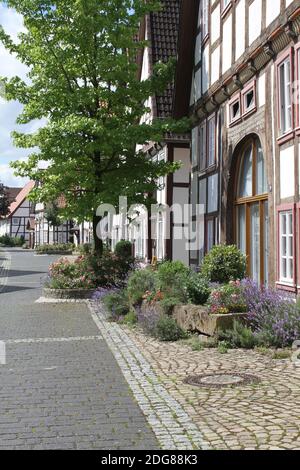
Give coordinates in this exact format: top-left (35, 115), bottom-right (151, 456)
top-left (90, 302), bottom-right (210, 450)
top-left (0, 249), bottom-right (158, 450)
top-left (118, 322), bottom-right (300, 450)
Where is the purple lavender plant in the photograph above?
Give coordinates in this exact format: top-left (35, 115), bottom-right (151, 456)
top-left (92, 286), bottom-right (119, 302)
top-left (136, 304), bottom-right (161, 337)
top-left (242, 279), bottom-right (300, 347)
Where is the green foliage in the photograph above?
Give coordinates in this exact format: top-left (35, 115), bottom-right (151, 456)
top-left (157, 261), bottom-right (190, 302)
top-left (155, 315), bottom-right (187, 342)
top-left (0, 0), bottom-right (189, 237)
top-left (103, 290), bottom-right (130, 318)
top-left (217, 341), bottom-right (228, 354)
top-left (0, 234), bottom-right (25, 247)
top-left (0, 183), bottom-right (10, 217)
top-left (76, 243), bottom-right (92, 255)
top-left (115, 240), bottom-right (133, 259)
top-left (36, 243), bottom-right (74, 253)
top-left (127, 268), bottom-right (159, 305)
top-left (185, 274), bottom-right (210, 305)
top-left (122, 310), bottom-right (137, 326)
top-left (201, 245), bottom-right (247, 284)
top-left (218, 321), bottom-right (258, 350)
top-left (44, 203), bottom-right (61, 227)
top-left (159, 296), bottom-right (181, 315)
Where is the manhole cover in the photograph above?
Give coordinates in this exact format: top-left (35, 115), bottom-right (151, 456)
top-left (184, 373), bottom-right (260, 388)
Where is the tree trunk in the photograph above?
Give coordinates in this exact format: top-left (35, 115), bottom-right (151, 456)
top-left (93, 213), bottom-right (103, 256)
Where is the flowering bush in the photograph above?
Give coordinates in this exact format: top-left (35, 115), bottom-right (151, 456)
top-left (127, 268), bottom-right (159, 305)
top-left (208, 281), bottom-right (247, 314)
top-left (242, 279), bottom-right (300, 348)
top-left (47, 252), bottom-right (134, 290)
top-left (48, 256), bottom-right (96, 289)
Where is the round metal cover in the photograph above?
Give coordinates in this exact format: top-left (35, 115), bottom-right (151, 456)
top-left (184, 373), bottom-right (260, 388)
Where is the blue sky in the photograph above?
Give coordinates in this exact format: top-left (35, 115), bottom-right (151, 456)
top-left (0, 3), bottom-right (30, 187)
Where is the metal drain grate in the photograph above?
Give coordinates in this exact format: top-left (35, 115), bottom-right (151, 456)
top-left (184, 373), bottom-right (260, 388)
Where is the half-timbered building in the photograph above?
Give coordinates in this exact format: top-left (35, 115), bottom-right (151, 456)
top-left (173, 0), bottom-right (300, 290)
top-left (0, 181), bottom-right (35, 245)
top-left (111, 0), bottom-right (191, 264)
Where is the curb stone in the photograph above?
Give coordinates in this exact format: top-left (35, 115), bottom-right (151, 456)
top-left (88, 300), bottom-right (211, 451)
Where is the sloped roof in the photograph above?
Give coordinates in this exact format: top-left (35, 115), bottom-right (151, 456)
top-left (173, 0), bottom-right (199, 119)
top-left (5, 187), bottom-right (22, 204)
top-left (149, 0), bottom-right (180, 118)
top-left (150, 0), bottom-right (180, 118)
top-left (8, 181), bottom-right (35, 217)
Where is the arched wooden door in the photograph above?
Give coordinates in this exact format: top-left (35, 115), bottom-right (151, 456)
top-left (234, 137), bottom-right (269, 284)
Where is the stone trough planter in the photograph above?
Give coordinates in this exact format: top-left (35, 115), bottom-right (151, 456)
top-left (172, 305), bottom-right (248, 337)
top-left (43, 287), bottom-right (95, 300)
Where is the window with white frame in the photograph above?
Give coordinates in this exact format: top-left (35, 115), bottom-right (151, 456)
top-left (279, 211), bottom-right (294, 283)
top-left (229, 95), bottom-right (241, 124)
top-left (278, 56), bottom-right (292, 136)
top-left (206, 217), bottom-right (219, 252)
top-left (12, 217), bottom-right (20, 226)
top-left (242, 82), bottom-right (256, 116)
top-left (201, 0), bottom-right (209, 41)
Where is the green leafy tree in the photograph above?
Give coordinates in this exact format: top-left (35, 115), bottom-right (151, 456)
top-left (0, 182), bottom-right (10, 217)
top-left (0, 0), bottom-right (188, 254)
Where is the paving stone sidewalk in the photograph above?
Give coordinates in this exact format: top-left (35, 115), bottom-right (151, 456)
top-left (0, 249), bottom-right (158, 450)
top-left (114, 320), bottom-right (300, 450)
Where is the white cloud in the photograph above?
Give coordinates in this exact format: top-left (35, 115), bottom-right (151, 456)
top-left (0, 4), bottom-right (41, 186)
top-left (0, 161), bottom-right (29, 187)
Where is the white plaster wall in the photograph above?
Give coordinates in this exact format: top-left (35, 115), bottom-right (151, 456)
top-left (235, 0), bottom-right (245, 60)
top-left (266, 0), bottom-right (281, 27)
top-left (173, 148), bottom-right (190, 184)
top-left (211, 46), bottom-right (220, 85)
top-left (280, 146), bottom-right (295, 199)
top-left (249, 0), bottom-right (262, 45)
top-left (202, 44), bottom-right (210, 93)
top-left (211, 4), bottom-right (220, 44)
top-left (222, 14), bottom-right (232, 75)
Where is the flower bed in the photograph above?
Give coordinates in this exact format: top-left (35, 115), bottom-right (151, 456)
top-left (44, 242), bottom-right (135, 300)
top-left (35, 243), bottom-right (75, 255)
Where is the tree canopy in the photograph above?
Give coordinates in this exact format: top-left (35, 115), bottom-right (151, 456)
top-left (0, 0), bottom-right (188, 251)
top-left (0, 182), bottom-right (10, 217)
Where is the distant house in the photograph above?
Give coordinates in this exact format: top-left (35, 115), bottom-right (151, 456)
top-left (34, 195), bottom-right (73, 247)
top-left (0, 181), bottom-right (35, 246)
top-left (111, 0), bottom-right (190, 264)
